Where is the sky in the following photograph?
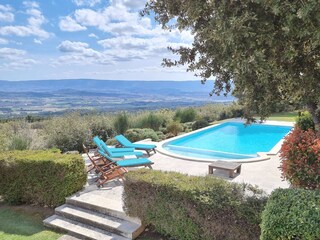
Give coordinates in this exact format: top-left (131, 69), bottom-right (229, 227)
top-left (0, 0), bottom-right (198, 81)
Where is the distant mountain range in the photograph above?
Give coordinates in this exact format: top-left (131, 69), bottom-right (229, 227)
top-left (0, 79), bottom-right (234, 117)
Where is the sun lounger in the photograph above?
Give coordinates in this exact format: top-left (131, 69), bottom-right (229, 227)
top-left (98, 150), bottom-right (154, 169)
top-left (93, 136), bottom-right (143, 158)
top-left (83, 144), bottom-right (127, 187)
top-left (115, 134), bottom-right (157, 156)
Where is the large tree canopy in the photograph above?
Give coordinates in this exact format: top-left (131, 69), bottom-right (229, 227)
top-left (142, 0), bottom-right (320, 125)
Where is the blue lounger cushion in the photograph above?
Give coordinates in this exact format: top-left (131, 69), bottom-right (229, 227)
top-left (116, 158), bottom-right (153, 167)
top-left (98, 150), bottom-right (153, 167)
top-left (93, 136), bottom-right (134, 152)
top-left (93, 136), bottom-right (143, 157)
top-left (115, 135), bottom-right (156, 150)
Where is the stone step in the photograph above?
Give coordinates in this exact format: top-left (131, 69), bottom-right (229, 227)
top-left (55, 204), bottom-right (144, 239)
top-left (66, 193), bottom-right (141, 224)
top-left (44, 215), bottom-right (129, 240)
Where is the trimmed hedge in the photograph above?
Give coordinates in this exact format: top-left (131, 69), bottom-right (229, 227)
top-left (0, 150), bottom-right (86, 207)
top-left (123, 169), bottom-right (267, 240)
top-left (260, 188), bottom-right (320, 240)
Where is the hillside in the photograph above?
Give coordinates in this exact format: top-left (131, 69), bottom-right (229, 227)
top-left (0, 79), bottom-right (234, 117)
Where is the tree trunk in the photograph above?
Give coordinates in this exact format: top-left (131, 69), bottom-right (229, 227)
top-left (307, 102), bottom-right (320, 131)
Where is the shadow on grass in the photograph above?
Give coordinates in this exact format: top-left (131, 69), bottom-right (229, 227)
top-left (0, 203), bottom-right (61, 239)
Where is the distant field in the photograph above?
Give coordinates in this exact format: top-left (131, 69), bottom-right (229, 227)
top-left (267, 112), bottom-right (298, 122)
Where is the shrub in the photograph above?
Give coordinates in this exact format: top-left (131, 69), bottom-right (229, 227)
top-left (123, 169), bottom-right (267, 240)
top-left (124, 128), bottom-right (159, 142)
top-left (106, 138), bottom-right (118, 146)
top-left (0, 150), bottom-right (86, 207)
top-left (9, 135), bottom-right (30, 150)
top-left (192, 119), bottom-right (209, 130)
top-left (280, 127), bottom-right (320, 189)
top-left (44, 113), bottom-right (90, 153)
top-left (155, 131), bottom-right (166, 141)
top-left (296, 111), bottom-right (315, 131)
top-left (137, 113), bottom-right (164, 131)
top-left (114, 113), bottom-right (129, 134)
top-left (182, 122), bottom-right (193, 132)
top-left (166, 121), bottom-right (183, 136)
top-left (174, 108), bottom-right (197, 123)
top-left (89, 118), bottom-right (114, 142)
top-left (260, 188), bottom-right (320, 240)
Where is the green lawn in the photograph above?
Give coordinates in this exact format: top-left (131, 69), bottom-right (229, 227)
top-left (267, 111), bottom-right (298, 122)
top-left (0, 205), bottom-right (62, 240)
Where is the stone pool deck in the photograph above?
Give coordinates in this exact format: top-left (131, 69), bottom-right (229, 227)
top-left (148, 149), bottom-right (289, 194)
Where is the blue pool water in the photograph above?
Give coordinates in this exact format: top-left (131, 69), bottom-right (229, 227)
top-left (163, 122), bottom-right (292, 160)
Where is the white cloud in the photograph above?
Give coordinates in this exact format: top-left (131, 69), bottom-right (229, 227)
top-left (0, 4), bottom-right (14, 22)
top-left (57, 40), bottom-right (102, 58)
top-left (88, 33), bottom-right (99, 39)
top-left (23, 1), bottom-right (40, 9)
top-left (114, 0), bottom-right (146, 10)
top-left (0, 47), bottom-right (36, 70)
top-left (4, 58), bottom-right (37, 69)
top-left (0, 47), bottom-right (26, 59)
top-left (0, 4), bottom-right (13, 12)
top-left (59, 16), bottom-right (87, 32)
top-left (74, 9), bottom-right (108, 28)
top-left (0, 2), bottom-right (51, 40)
top-left (34, 38), bottom-right (42, 44)
top-left (72, 0), bottom-right (101, 7)
top-left (98, 36), bottom-right (190, 61)
top-left (57, 40), bottom-right (89, 53)
top-left (0, 38), bottom-right (8, 44)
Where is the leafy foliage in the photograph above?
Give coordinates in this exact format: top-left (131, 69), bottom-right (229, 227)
top-left (296, 111), bottom-right (315, 131)
top-left (280, 127), bottom-right (320, 189)
top-left (124, 128), bottom-right (159, 142)
top-left (44, 112), bottom-right (90, 153)
top-left (174, 108), bottom-right (197, 123)
top-left (113, 112), bottom-right (129, 134)
top-left (135, 113), bottom-right (165, 131)
top-left (192, 119), bottom-right (209, 131)
top-left (0, 150), bottom-right (86, 207)
top-left (123, 169), bottom-right (267, 240)
top-left (166, 121), bottom-right (183, 136)
top-left (142, 1), bottom-right (320, 125)
top-left (260, 188), bottom-right (320, 240)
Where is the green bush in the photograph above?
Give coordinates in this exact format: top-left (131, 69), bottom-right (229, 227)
top-left (124, 128), bottom-right (159, 142)
top-left (114, 113), bottom-right (129, 134)
top-left (137, 113), bottom-right (165, 131)
top-left (106, 138), bottom-right (118, 146)
top-left (123, 170), bottom-right (267, 240)
top-left (0, 150), bottom-right (86, 207)
top-left (296, 111), bottom-right (315, 131)
top-left (9, 135), bottom-right (30, 150)
top-left (174, 108), bottom-right (197, 123)
top-left (44, 113), bottom-right (90, 153)
top-left (89, 118), bottom-right (114, 142)
top-left (260, 188), bottom-right (320, 240)
top-left (166, 121), bottom-right (183, 136)
top-left (192, 119), bottom-right (209, 130)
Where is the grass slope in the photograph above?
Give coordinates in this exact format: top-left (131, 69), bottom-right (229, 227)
top-left (0, 205), bottom-right (62, 240)
top-left (267, 112), bottom-right (298, 122)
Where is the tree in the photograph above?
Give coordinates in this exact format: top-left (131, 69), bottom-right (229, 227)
top-left (142, 0), bottom-right (320, 126)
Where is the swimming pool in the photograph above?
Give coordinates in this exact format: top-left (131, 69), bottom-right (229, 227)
top-left (161, 121), bottom-right (292, 162)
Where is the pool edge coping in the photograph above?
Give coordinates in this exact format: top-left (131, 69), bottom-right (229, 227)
top-left (156, 119), bottom-right (294, 163)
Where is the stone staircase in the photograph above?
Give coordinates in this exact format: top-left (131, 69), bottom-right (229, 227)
top-left (44, 181), bottom-right (145, 240)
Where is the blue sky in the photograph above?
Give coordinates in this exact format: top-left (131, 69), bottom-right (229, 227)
top-left (0, 0), bottom-right (197, 81)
